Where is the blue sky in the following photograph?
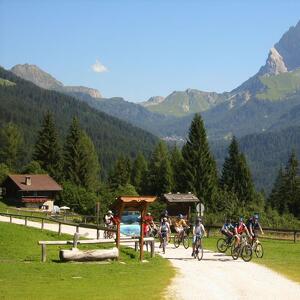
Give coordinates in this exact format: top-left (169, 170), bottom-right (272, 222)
top-left (1, 0), bottom-right (300, 102)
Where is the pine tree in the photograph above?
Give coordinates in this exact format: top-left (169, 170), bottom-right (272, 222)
top-left (170, 146), bottom-right (186, 193)
top-left (108, 155), bottom-right (131, 189)
top-left (147, 141), bottom-right (173, 195)
top-left (33, 112), bottom-right (62, 180)
top-left (268, 167), bottom-right (285, 211)
top-left (182, 114), bottom-right (219, 211)
top-left (220, 137), bottom-right (255, 206)
top-left (0, 123), bottom-right (23, 171)
top-left (131, 152), bottom-right (147, 194)
top-left (63, 117), bottom-right (100, 191)
top-left (284, 151), bottom-right (300, 217)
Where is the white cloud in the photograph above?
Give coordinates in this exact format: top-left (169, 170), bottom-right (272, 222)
top-left (91, 59), bottom-right (108, 73)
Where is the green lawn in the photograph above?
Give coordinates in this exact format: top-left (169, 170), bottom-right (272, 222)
top-left (0, 222), bottom-right (175, 300)
top-left (203, 236), bottom-right (300, 283)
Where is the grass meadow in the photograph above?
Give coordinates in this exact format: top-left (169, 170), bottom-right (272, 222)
top-left (0, 222), bottom-right (175, 300)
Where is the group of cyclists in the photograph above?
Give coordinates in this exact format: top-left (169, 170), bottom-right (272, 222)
top-left (103, 209), bottom-right (263, 258)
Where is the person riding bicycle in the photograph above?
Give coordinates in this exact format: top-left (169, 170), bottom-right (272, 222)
top-left (175, 214), bottom-right (188, 241)
top-left (246, 214), bottom-right (264, 242)
top-left (104, 210), bottom-right (114, 226)
top-left (191, 217), bottom-right (206, 256)
top-left (234, 217), bottom-right (251, 246)
top-left (159, 217), bottom-right (171, 251)
top-left (221, 219), bottom-right (235, 243)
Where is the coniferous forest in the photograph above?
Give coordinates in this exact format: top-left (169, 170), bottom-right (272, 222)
top-left (0, 67), bottom-right (300, 228)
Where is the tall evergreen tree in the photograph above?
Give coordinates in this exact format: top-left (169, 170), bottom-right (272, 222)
top-left (182, 114), bottom-right (219, 211)
top-left (147, 141), bottom-right (173, 195)
top-left (0, 123), bottom-right (23, 171)
top-left (131, 152), bottom-right (148, 194)
top-left (221, 137), bottom-right (255, 206)
top-left (108, 155), bottom-right (131, 189)
top-left (284, 151), bottom-right (300, 217)
top-left (170, 146), bottom-right (186, 193)
top-left (33, 112), bottom-right (62, 180)
top-left (63, 117), bottom-right (100, 191)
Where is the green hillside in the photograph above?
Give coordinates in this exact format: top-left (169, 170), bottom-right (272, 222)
top-left (0, 221), bottom-right (174, 299)
top-left (147, 89), bottom-right (226, 117)
top-left (0, 78), bottom-right (15, 87)
top-left (0, 67), bottom-right (158, 175)
top-left (257, 68), bottom-right (300, 101)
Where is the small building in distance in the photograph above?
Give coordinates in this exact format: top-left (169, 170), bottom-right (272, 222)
top-left (3, 174), bottom-right (62, 211)
top-left (162, 192), bottom-right (201, 222)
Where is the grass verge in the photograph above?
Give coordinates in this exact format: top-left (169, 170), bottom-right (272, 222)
top-left (0, 222), bottom-right (175, 300)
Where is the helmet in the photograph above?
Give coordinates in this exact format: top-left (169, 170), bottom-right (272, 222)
top-left (196, 217), bottom-right (202, 223)
top-left (254, 213), bottom-right (259, 220)
top-left (107, 210), bottom-right (113, 214)
top-left (178, 214), bottom-right (183, 219)
top-left (164, 210), bottom-right (168, 216)
top-left (163, 217), bottom-right (167, 222)
top-left (239, 217), bottom-right (243, 222)
top-left (147, 212), bottom-right (151, 216)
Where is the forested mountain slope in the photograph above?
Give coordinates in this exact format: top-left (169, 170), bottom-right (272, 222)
top-left (0, 67), bottom-right (158, 175)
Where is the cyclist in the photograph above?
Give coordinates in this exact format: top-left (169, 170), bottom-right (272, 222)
top-left (221, 219), bottom-right (235, 243)
top-left (175, 214), bottom-right (188, 241)
top-left (104, 210), bottom-right (114, 226)
top-left (192, 217), bottom-right (206, 256)
top-left (234, 217), bottom-right (251, 246)
top-left (246, 214), bottom-right (264, 241)
top-left (159, 217), bottom-right (171, 251)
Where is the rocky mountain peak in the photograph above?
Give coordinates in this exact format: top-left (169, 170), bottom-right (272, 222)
top-left (11, 64), bottom-right (102, 99)
top-left (141, 96), bottom-right (165, 107)
top-left (258, 47), bottom-right (288, 76)
top-left (11, 64), bottom-right (63, 89)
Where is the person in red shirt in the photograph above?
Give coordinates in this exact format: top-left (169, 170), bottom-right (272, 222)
top-left (143, 212), bottom-right (155, 237)
top-left (234, 217), bottom-right (251, 246)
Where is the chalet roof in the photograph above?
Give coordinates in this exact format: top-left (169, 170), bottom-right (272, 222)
top-left (8, 174), bottom-right (62, 192)
top-left (112, 195), bottom-right (157, 213)
top-left (162, 193), bottom-right (200, 203)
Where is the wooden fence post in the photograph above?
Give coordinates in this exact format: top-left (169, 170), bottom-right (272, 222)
top-left (41, 219), bottom-right (44, 230)
top-left (151, 240), bottom-right (155, 258)
top-left (294, 231), bottom-right (297, 243)
top-left (97, 227), bottom-right (100, 239)
top-left (10, 215), bottom-right (12, 223)
top-left (25, 216), bottom-right (28, 226)
top-left (58, 222), bottom-right (61, 235)
top-left (42, 244), bottom-right (46, 262)
top-left (76, 225), bottom-right (79, 233)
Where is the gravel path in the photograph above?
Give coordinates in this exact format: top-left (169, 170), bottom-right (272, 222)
top-left (159, 242), bottom-right (300, 300)
top-left (1, 216), bottom-right (300, 299)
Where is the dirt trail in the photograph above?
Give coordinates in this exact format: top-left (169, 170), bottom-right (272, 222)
top-left (1, 216), bottom-right (300, 299)
top-left (159, 242), bottom-right (300, 300)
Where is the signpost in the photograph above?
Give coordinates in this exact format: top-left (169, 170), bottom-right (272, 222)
top-left (196, 203), bottom-right (205, 217)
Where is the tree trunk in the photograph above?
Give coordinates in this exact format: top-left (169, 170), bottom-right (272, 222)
top-left (59, 247), bottom-right (118, 262)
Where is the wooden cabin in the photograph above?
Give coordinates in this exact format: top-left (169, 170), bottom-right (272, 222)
top-left (3, 174), bottom-right (62, 211)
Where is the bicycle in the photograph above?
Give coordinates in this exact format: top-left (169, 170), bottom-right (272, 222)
top-left (174, 227), bottom-right (190, 249)
top-left (251, 237), bottom-right (264, 258)
top-left (193, 235), bottom-right (203, 261)
top-left (231, 234), bottom-right (253, 262)
top-left (216, 235), bottom-right (234, 253)
top-left (104, 225), bottom-right (115, 239)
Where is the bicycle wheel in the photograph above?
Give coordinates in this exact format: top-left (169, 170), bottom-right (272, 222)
top-left (183, 234), bottom-right (190, 249)
top-left (217, 238), bottom-right (228, 253)
top-left (241, 245), bottom-right (253, 262)
top-left (174, 234), bottom-right (180, 248)
top-left (196, 243), bottom-right (203, 261)
top-left (231, 244), bottom-right (240, 260)
top-left (254, 242), bottom-right (264, 258)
